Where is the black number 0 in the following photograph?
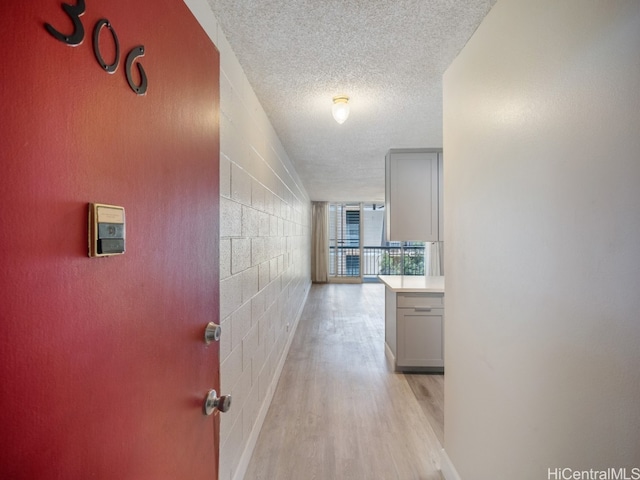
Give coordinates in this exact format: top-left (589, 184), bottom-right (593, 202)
top-left (92, 19), bottom-right (120, 74)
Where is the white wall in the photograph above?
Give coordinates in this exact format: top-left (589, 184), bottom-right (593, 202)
top-left (442, 1), bottom-right (640, 478)
top-left (183, 2), bottom-right (312, 479)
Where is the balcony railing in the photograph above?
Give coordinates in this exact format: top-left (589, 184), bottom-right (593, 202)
top-left (329, 246), bottom-right (425, 278)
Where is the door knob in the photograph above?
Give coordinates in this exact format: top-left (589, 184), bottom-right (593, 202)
top-left (204, 322), bottom-right (221, 344)
top-left (203, 389), bottom-right (232, 416)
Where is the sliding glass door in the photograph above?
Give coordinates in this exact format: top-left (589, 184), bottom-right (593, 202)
top-left (328, 203), bottom-right (427, 282)
top-left (329, 203), bottom-right (362, 281)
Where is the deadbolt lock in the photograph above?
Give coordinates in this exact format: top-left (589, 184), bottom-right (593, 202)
top-left (204, 322), bottom-right (221, 344)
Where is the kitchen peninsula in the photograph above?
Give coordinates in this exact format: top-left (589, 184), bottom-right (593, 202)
top-left (379, 275), bottom-right (445, 372)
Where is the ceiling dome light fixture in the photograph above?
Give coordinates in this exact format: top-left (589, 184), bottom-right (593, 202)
top-left (332, 95), bottom-right (350, 124)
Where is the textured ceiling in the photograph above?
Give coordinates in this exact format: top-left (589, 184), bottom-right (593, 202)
top-left (206, 0), bottom-right (495, 202)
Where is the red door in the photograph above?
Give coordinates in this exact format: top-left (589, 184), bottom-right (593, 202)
top-left (0, 1), bottom-right (221, 478)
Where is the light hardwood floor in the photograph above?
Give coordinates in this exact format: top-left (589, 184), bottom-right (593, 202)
top-left (405, 374), bottom-right (444, 446)
top-left (243, 283), bottom-right (445, 480)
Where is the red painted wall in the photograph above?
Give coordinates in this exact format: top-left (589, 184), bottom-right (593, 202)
top-left (0, 1), bottom-right (220, 478)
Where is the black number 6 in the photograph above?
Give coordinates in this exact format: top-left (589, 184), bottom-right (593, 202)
top-left (125, 46), bottom-right (148, 96)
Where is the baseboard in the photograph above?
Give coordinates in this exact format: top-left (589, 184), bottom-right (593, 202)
top-left (384, 341), bottom-right (396, 369)
top-left (231, 281), bottom-right (311, 480)
top-left (440, 449), bottom-right (462, 480)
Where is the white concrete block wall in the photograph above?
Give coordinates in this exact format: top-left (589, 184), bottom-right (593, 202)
top-left (183, 2), bottom-right (312, 479)
top-left (217, 53), bottom-right (311, 480)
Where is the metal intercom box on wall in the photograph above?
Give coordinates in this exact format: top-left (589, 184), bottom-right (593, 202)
top-left (88, 203), bottom-right (126, 257)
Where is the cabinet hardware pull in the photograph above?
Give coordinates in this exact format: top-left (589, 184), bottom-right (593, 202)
top-left (414, 306), bottom-right (432, 311)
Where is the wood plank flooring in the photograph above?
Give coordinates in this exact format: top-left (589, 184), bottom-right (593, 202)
top-left (405, 374), bottom-right (445, 446)
top-left (243, 283), bottom-right (444, 480)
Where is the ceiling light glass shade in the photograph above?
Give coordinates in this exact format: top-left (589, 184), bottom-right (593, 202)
top-left (332, 95), bottom-right (350, 124)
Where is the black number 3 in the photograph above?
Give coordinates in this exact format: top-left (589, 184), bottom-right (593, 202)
top-left (45, 0), bottom-right (86, 46)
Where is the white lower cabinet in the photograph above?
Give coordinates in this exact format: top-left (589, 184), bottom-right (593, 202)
top-left (385, 289), bottom-right (444, 372)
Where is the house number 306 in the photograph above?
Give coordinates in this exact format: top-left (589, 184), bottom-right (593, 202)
top-left (45, 0), bottom-right (148, 95)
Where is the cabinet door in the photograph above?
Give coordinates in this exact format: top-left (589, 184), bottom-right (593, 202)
top-left (397, 308), bottom-right (444, 368)
top-left (385, 150), bottom-right (439, 242)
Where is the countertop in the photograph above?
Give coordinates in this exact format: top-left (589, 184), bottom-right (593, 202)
top-left (378, 275), bottom-right (445, 293)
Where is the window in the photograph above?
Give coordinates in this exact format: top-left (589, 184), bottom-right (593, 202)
top-left (329, 202), bottom-right (427, 280)
top-left (329, 203), bottom-right (361, 278)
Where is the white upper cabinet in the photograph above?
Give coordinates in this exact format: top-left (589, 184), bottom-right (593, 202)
top-left (385, 148), bottom-right (442, 242)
